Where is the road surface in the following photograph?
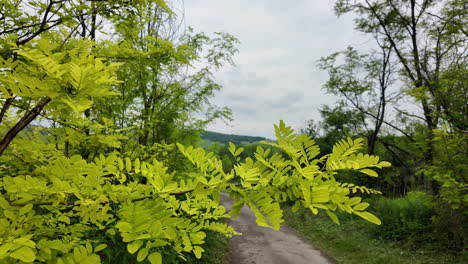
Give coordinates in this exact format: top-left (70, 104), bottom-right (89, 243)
top-left (221, 193), bottom-right (333, 264)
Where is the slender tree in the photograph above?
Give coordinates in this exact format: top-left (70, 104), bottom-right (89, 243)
top-left (318, 44), bottom-right (396, 154)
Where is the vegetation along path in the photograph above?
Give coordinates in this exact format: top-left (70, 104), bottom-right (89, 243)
top-left (221, 193), bottom-right (333, 264)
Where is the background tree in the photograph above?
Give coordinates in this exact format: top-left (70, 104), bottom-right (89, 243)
top-left (303, 103), bottom-right (365, 154)
top-left (301, 0), bottom-right (468, 252)
top-left (318, 44), bottom-right (396, 155)
top-left (94, 4), bottom-right (238, 148)
top-left (331, 0), bottom-right (467, 194)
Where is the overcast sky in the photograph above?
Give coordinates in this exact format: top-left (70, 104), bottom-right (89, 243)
top-left (183, 0), bottom-right (371, 139)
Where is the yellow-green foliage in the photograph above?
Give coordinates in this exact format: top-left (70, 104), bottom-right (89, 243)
top-left (0, 37), bottom-right (120, 109)
top-left (0, 3), bottom-right (390, 262)
top-left (0, 34), bottom-right (389, 263)
top-left (0, 120), bottom-right (390, 264)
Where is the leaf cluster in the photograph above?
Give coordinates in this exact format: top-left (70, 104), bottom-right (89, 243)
top-left (0, 121), bottom-right (390, 263)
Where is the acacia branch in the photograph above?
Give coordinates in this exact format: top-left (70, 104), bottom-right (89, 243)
top-left (9, 183), bottom-right (255, 207)
top-left (0, 97), bottom-right (51, 155)
top-left (0, 97), bottom-right (14, 125)
top-left (9, 190), bottom-right (195, 207)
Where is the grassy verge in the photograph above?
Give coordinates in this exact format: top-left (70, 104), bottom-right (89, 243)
top-left (282, 206), bottom-right (465, 264)
top-left (189, 230), bottom-right (230, 264)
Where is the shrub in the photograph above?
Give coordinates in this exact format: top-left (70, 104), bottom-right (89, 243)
top-left (371, 191), bottom-right (433, 241)
top-left (431, 203), bottom-right (467, 251)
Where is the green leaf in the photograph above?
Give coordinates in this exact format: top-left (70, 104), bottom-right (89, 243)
top-left (0, 196), bottom-right (11, 209)
top-left (0, 243), bottom-right (12, 256)
top-left (116, 221), bottom-right (133, 233)
top-left (10, 246), bottom-right (36, 263)
top-left (345, 197), bottom-right (361, 206)
top-left (137, 247), bottom-right (149, 262)
top-left (291, 201), bottom-right (301, 213)
top-left (162, 183), bottom-right (178, 193)
top-left (193, 246), bottom-right (204, 259)
top-left (18, 203), bottom-right (33, 215)
top-left (12, 237), bottom-right (35, 248)
top-left (228, 142), bottom-right (237, 156)
top-left (379, 161), bottom-right (391, 167)
top-left (127, 240), bottom-right (143, 254)
top-left (148, 252), bottom-right (162, 264)
top-left (125, 157), bottom-right (132, 172)
top-left (58, 215), bottom-right (70, 224)
top-left (311, 186), bottom-right (329, 203)
top-left (354, 211), bottom-right (381, 225)
top-left (94, 244), bottom-right (107, 253)
top-left (300, 182), bottom-right (311, 206)
top-left (326, 211), bottom-right (340, 225)
top-left (360, 169), bottom-right (378, 177)
top-left (117, 159), bottom-right (124, 171)
top-left (135, 234), bottom-right (152, 240)
top-left (353, 202), bottom-right (370, 211)
top-left (80, 254), bottom-right (100, 264)
top-left (86, 243), bottom-right (93, 254)
top-left (134, 158), bottom-right (141, 173)
top-left (234, 147), bottom-right (244, 156)
top-left (60, 97), bottom-right (93, 112)
top-left (309, 206), bottom-right (318, 214)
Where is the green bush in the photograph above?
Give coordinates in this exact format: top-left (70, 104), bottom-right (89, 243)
top-left (431, 203), bottom-right (467, 251)
top-left (371, 191), bottom-right (434, 241)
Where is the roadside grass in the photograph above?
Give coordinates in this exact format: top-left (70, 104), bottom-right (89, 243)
top-left (282, 206), bottom-right (465, 264)
top-left (189, 230), bottom-right (230, 264)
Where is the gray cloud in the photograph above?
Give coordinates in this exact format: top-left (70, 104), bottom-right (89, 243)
top-left (265, 90), bottom-right (304, 109)
top-left (223, 68), bottom-right (270, 89)
top-left (184, 0), bottom-right (367, 138)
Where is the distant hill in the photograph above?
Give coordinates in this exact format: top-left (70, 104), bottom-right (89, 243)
top-left (201, 131), bottom-right (267, 145)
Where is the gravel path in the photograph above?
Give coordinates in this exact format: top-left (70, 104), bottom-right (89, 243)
top-left (221, 193), bottom-right (334, 264)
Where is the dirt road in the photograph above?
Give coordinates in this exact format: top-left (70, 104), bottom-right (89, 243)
top-left (221, 193), bottom-right (333, 264)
